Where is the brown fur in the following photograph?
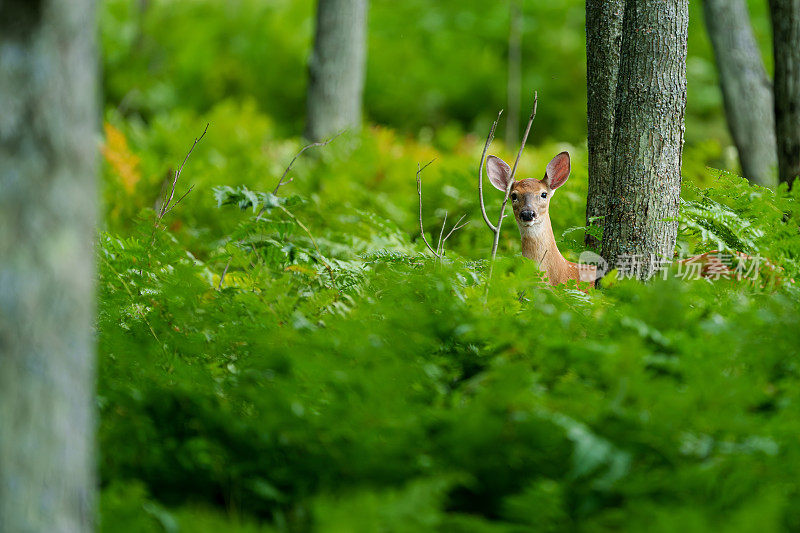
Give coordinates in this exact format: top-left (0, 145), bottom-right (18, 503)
top-left (510, 178), bottom-right (596, 286)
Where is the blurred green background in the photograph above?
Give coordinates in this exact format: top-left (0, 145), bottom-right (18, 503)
top-left (101, 0), bottom-right (773, 156)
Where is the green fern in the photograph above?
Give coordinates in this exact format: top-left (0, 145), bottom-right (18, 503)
top-left (678, 197), bottom-right (763, 254)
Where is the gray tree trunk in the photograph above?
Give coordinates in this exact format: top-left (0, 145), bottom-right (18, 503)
top-left (703, 0), bottom-right (777, 187)
top-left (601, 0), bottom-right (689, 279)
top-left (305, 0), bottom-right (368, 141)
top-left (585, 0), bottom-right (625, 248)
top-left (769, 0), bottom-right (800, 188)
top-left (0, 1), bottom-right (98, 531)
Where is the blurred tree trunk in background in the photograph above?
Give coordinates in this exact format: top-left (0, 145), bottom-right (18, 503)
top-left (585, 0), bottom-right (624, 248)
top-left (0, 1), bottom-right (98, 531)
top-left (769, 0), bottom-right (800, 188)
top-left (601, 0), bottom-right (689, 278)
top-left (506, 0), bottom-right (522, 144)
top-left (305, 0), bottom-right (368, 141)
top-left (703, 0), bottom-right (777, 187)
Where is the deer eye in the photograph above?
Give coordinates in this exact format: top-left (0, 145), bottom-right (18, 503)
top-left (540, 192), bottom-right (548, 199)
top-left (510, 192), bottom-right (518, 201)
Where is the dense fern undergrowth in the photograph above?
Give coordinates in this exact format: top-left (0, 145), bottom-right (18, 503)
top-left (97, 103), bottom-right (800, 532)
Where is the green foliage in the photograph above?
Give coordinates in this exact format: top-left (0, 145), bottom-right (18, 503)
top-left (100, 0), bottom-right (772, 152)
top-left (96, 2), bottom-right (799, 530)
top-left (679, 171), bottom-right (800, 279)
top-left (98, 101), bottom-right (800, 530)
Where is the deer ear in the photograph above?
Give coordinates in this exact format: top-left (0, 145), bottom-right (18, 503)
top-left (486, 155), bottom-right (513, 192)
top-left (543, 151), bottom-right (571, 190)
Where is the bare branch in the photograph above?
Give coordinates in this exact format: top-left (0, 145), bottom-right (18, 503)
top-left (480, 92), bottom-right (539, 290)
top-left (148, 123), bottom-right (209, 255)
top-left (218, 257), bottom-right (232, 289)
top-left (441, 214), bottom-right (469, 255)
top-left (273, 130), bottom-right (343, 195)
top-left (161, 184), bottom-right (195, 217)
top-left (160, 123), bottom-right (208, 219)
top-left (479, 110), bottom-right (503, 233)
top-left (489, 92), bottom-right (538, 262)
top-left (436, 211), bottom-right (448, 256)
top-left (416, 160), bottom-right (440, 257)
top-left (509, 92), bottom-right (538, 184)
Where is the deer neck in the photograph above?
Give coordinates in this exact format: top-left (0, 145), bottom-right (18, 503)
top-left (519, 216), bottom-right (568, 280)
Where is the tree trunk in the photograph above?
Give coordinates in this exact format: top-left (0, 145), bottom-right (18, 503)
top-left (601, 0), bottom-right (689, 279)
top-left (769, 0), bottom-right (800, 188)
top-left (585, 0), bottom-right (625, 248)
top-left (703, 0), bottom-right (777, 187)
top-left (0, 1), bottom-right (98, 531)
top-left (305, 0), bottom-right (368, 141)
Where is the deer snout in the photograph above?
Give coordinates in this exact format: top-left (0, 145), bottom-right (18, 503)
top-left (519, 210), bottom-right (536, 222)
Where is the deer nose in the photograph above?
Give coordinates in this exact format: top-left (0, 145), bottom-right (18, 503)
top-left (520, 210), bottom-right (536, 222)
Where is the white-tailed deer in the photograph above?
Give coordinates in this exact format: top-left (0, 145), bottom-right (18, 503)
top-left (486, 151), bottom-right (597, 286)
top-left (486, 151), bottom-right (788, 287)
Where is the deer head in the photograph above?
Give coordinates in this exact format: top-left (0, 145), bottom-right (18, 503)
top-left (482, 150), bottom-right (599, 286)
top-left (485, 151), bottom-right (571, 236)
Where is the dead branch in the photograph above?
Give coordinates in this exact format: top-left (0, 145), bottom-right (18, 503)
top-left (272, 130), bottom-right (343, 195)
top-left (218, 257), bottom-right (232, 289)
top-left (416, 160), bottom-right (440, 256)
top-left (159, 123), bottom-right (208, 219)
top-left (490, 92), bottom-right (538, 262)
top-left (478, 110), bottom-right (503, 232)
top-left (436, 211), bottom-right (448, 256)
top-left (146, 123), bottom-right (209, 265)
top-left (478, 93), bottom-right (538, 270)
top-left (509, 94), bottom-right (538, 190)
top-left (162, 184), bottom-right (195, 217)
top-left (416, 160), bottom-right (469, 259)
top-left (441, 214), bottom-right (468, 255)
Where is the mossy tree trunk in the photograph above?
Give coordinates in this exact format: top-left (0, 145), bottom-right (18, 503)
top-left (0, 1), bottom-right (98, 531)
top-left (601, 0), bottom-right (689, 278)
top-left (305, 0), bottom-right (368, 141)
top-left (585, 0), bottom-right (625, 247)
top-left (703, 0), bottom-right (777, 187)
top-left (769, 0), bottom-right (800, 188)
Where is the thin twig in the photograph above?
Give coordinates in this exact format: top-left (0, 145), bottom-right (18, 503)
top-left (440, 214), bottom-right (469, 256)
top-left (160, 123), bottom-right (208, 219)
top-left (144, 123), bottom-right (209, 275)
top-left (479, 110), bottom-right (503, 233)
top-left (416, 159), bottom-right (440, 257)
top-left (490, 91), bottom-right (538, 261)
top-left (272, 131), bottom-right (343, 195)
top-left (218, 257), bottom-right (232, 289)
top-left (509, 95), bottom-right (537, 185)
top-left (162, 184), bottom-right (195, 217)
top-left (276, 204), bottom-right (336, 286)
top-left (443, 214), bottom-right (469, 242)
top-left (479, 91), bottom-right (539, 288)
top-left (490, 92), bottom-right (538, 260)
top-left (436, 211), bottom-right (449, 257)
top-left (416, 160), bottom-right (468, 260)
